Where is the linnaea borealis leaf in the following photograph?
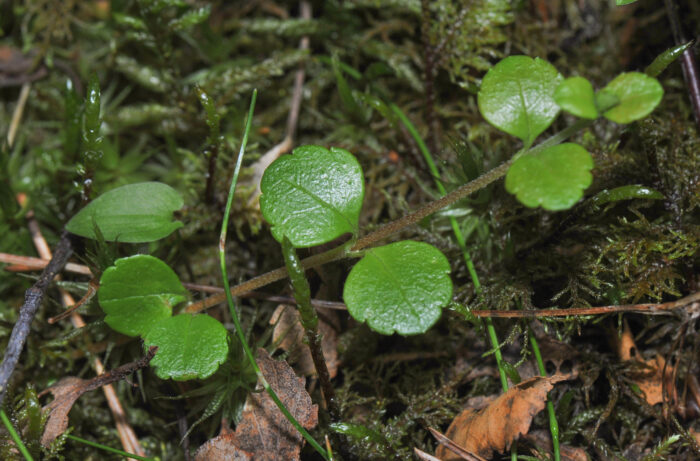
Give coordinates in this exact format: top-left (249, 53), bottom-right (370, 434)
top-left (478, 56), bottom-right (563, 146)
top-left (343, 241), bottom-right (452, 336)
top-left (601, 72), bottom-right (663, 124)
top-left (66, 182), bottom-right (183, 243)
top-left (554, 77), bottom-right (599, 119)
top-left (505, 143), bottom-right (593, 211)
top-left (260, 145), bottom-right (364, 248)
top-left (99, 255), bottom-right (187, 337)
top-left (143, 314), bottom-right (229, 381)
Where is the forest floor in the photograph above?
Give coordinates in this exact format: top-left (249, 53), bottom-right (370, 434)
top-left (0, 1), bottom-right (699, 460)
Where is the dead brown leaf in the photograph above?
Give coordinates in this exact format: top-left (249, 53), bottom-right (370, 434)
top-left (435, 374), bottom-right (571, 460)
top-left (271, 304), bottom-right (339, 378)
top-left (40, 377), bottom-right (87, 447)
top-left (39, 347), bottom-right (156, 446)
top-left (195, 348), bottom-right (318, 461)
top-left (193, 425), bottom-right (253, 461)
top-left (616, 322), bottom-right (676, 407)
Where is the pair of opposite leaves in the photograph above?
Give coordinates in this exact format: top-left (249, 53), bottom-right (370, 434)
top-left (478, 55), bottom-right (662, 211)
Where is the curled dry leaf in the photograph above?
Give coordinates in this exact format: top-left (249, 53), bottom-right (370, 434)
top-left (39, 347), bottom-right (157, 446)
top-left (271, 304), bottom-right (339, 378)
top-left (196, 348), bottom-right (318, 461)
top-left (40, 377), bottom-right (87, 447)
top-left (435, 374), bottom-right (572, 460)
top-left (616, 321), bottom-right (676, 407)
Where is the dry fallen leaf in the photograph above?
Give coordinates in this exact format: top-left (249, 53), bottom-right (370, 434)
top-left (39, 347), bottom-right (156, 446)
top-left (195, 348), bottom-right (318, 461)
top-left (193, 425), bottom-right (253, 461)
top-left (435, 374), bottom-right (571, 460)
top-left (271, 304), bottom-right (339, 378)
top-left (616, 322), bottom-right (676, 407)
top-left (40, 377), bottom-right (87, 447)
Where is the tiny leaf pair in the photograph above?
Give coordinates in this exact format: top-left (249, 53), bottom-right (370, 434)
top-left (478, 55), bottom-right (663, 211)
top-left (260, 145), bottom-right (453, 335)
top-left (554, 73), bottom-right (663, 123)
top-left (99, 255), bottom-right (228, 381)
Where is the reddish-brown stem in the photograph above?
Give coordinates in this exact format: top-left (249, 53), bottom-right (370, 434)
top-left (185, 159), bottom-right (512, 313)
top-left (664, 0), bottom-right (700, 130)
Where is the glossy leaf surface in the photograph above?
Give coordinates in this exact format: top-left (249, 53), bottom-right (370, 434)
top-left (144, 314), bottom-right (229, 381)
top-left (478, 56), bottom-right (562, 145)
top-left (589, 185), bottom-right (663, 208)
top-left (505, 143), bottom-right (593, 211)
top-left (554, 77), bottom-right (598, 119)
top-left (602, 72), bottom-right (663, 124)
top-left (99, 255), bottom-right (187, 337)
top-left (645, 41), bottom-right (693, 77)
top-left (343, 241), bottom-right (452, 335)
top-left (260, 145), bottom-right (364, 247)
top-left (66, 182), bottom-right (184, 243)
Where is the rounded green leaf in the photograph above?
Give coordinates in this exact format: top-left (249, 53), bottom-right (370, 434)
top-left (260, 145), bottom-right (364, 248)
top-left (144, 314), bottom-right (229, 381)
top-left (99, 255), bottom-right (187, 337)
top-left (601, 72), bottom-right (663, 124)
top-left (343, 241), bottom-right (452, 336)
top-left (66, 182), bottom-right (184, 243)
top-left (505, 143), bottom-right (593, 211)
top-left (478, 56), bottom-right (563, 145)
top-left (554, 77), bottom-right (598, 119)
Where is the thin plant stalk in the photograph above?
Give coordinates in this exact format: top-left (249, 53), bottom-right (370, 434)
top-left (391, 103), bottom-right (518, 460)
top-left (65, 434), bottom-right (153, 461)
top-left (0, 409), bottom-right (33, 461)
top-left (530, 332), bottom-right (561, 461)
top-left (186, 115), bottom-right (595, 315)
top-left (217, 90), bottom-right (330, 460)
top-left (281, 237), bottom-right (339, 419)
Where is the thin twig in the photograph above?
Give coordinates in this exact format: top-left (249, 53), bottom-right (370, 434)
top-left (7, 83), bottom-right (31, 147)
top-left (18, 196), bottom-right (145, 456)
top-left (0, 232), bottom-right (73, 407)
top-left (0, 252), bottom-right (92, 276)
top-left (186, 159), bottom-right (512, 313)
top-left (0, 256), bottom-right (348, 311)
top-left (468, 292), bottom-right (700, 318)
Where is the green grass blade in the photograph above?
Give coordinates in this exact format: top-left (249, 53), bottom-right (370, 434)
top-left (1, 409), bottom-right (33, 461)
top-left (66, 434), bottom-right (154, 460)
top-left (217, 90), bottom-right (330, 460)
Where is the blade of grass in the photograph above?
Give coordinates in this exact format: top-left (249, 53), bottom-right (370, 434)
top-left (65, 434), bottom-right (153, 461)
top-left (1, 409), bottom-right (33, 461)
top-left (218, 90), bottom-right (330, 460)
top-left (530, 332), bottom-right (561, 461)
top-left (391, 102), bottom-right (519, 461)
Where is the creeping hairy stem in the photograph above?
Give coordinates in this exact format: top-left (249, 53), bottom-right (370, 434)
top-left (186, 118), bottom-right (594, 314)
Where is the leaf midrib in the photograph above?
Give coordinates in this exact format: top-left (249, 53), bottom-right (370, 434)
top-left (279, 177), bottom-right (354, 230)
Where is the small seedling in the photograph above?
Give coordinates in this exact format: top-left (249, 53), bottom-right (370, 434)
top-left (478, 55), bottom-right (663, 211)
top-left (66, 184), bottom-right (229, 381)
top-left (61, 50), bottom-right (668, 459)
top-left (259, 145), bottom-right (454, 336)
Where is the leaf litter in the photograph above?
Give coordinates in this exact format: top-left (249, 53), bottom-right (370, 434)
top-left (195, 348), bottom-right (318, 461)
